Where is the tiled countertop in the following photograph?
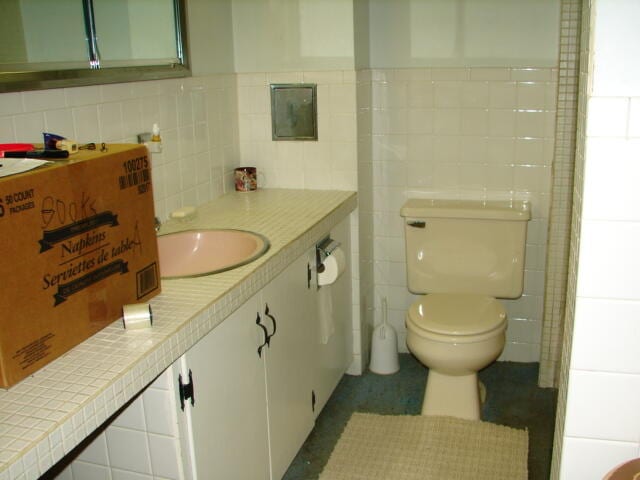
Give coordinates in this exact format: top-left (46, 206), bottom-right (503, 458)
top-left (0, 189), bottom-right (357, 479)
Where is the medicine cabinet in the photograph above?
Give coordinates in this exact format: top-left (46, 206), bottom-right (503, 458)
top-left (0, 0), bottom-right (189, 93)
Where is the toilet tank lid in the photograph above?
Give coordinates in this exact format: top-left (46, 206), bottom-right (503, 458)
top-left (400, 198), bottom-right (530, 221)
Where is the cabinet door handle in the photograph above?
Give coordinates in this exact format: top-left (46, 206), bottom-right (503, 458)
top-left (256, 313), bottom-right (268, 358)
top-left (264, 304), bottom-right (277, 344)
top-left (178, 370), bottom-right (195, 411)
top-left (407, 220), bottom-right (426, 228)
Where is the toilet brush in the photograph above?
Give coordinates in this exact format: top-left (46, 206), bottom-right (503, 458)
top-left (369, 297), bottom-right (400, 374)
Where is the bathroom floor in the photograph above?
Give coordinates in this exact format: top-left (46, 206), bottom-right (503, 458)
top-left (284, 354), bottom-right (557, 480)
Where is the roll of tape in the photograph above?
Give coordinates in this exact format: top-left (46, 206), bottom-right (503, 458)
top-left (122, 303), bottom-right (153, 330)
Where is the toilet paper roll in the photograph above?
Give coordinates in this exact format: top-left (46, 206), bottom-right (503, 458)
top-left (122, 303), bottom-right (153, 329)
top-left (318, 247), bottom-right (346, 286)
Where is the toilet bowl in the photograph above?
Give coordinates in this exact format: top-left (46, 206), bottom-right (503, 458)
top-left (400, 198), bottom-right (530, 420)
top-left (406, 293), bottom-right (507, 419)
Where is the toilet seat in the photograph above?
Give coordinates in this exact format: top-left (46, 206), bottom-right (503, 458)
top-left (407, 293), bottom-right (506, 339)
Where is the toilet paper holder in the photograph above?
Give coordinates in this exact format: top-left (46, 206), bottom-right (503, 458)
top-left (316, 237), bottom-right (341, 273)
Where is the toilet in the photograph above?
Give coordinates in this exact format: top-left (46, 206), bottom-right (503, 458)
top-left (400, 198), bottom-right (530, 420)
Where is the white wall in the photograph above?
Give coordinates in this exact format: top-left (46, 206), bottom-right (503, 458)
top-left (353, 0), bottom-right (371, 70)
top-left (557, 0), bottom-right (640, 478)
top-left (0, 0), bottom-right (27, 64)
top-left (364, 66), bottom-right (557, 360)
top-left (236, 70), bottom-right (357, 190)
top-left (54, 370), bottom-right (183, 479)
top-left (358, 0), bottom-right (560, 360)
top-left (232, 0), bottom-right (355, 73)
top-left (187, 0), bottom-right (236, 75)
top-left (0, 75), bottom-right (239, 222)
top-left (232, 0), bottom-right (561, 362)
top-left (368, 0), bottom-right (560, 68)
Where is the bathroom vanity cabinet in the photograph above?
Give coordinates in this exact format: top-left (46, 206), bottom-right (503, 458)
top-left (173, 250), bottom-right (315, 480)
top-left (14, 190), bottom-right (356, 480)
top-left (172, 218), bottom-right (351, 479)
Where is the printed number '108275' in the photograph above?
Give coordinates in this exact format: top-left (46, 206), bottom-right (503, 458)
top-left (123, 156), bottom-right (149, 173)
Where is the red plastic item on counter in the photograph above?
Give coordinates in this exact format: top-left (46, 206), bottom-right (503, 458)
top-left (0, 143), bottom-right (35, 157)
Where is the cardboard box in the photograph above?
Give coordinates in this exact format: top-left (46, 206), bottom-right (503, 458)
top-left (0, 144), bottom-right (160, 387)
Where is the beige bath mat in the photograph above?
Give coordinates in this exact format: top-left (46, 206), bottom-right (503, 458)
top-left (320, 413), bottom-right (528, 480)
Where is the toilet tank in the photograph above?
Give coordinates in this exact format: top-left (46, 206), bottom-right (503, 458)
top-left (400, 199), bottom-right (530, 299)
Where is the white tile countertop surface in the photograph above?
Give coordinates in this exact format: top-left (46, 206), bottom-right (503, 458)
top-left (0, 189), bottom-right (357, 479)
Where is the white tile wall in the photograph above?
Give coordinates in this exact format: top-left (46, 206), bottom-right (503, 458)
top-left (583, 138), bottom-right (640, 221)
top-left (559, 437), bottom-right (639, 480)
top-left (576, 221), bottom-right (640, 299)
top-left (235, 70), bottom-right (357, 191)
top-left (571, 298), bottom-right (640, 374)
top-left (57, 370), bottom-right (183, 480)
top-left (564, 370), bottom-right (640, 442)
top-left (556, 0), bottom-right (640, 477)
top-left (590, 0), bottom-right (640, 97)
top-left (0, 74), bottom-right (240, 223)
top-left (363, 66), bottom-right (557, 360)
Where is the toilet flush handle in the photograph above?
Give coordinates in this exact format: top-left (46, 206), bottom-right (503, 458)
top-left (407, 220), bottom-right (426, 228)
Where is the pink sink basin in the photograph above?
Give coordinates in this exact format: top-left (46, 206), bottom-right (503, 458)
top-left (157, 229), bottom-right (270, 278)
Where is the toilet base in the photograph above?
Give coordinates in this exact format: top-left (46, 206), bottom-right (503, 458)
top-left (422, 370), bottom-right (482, 420)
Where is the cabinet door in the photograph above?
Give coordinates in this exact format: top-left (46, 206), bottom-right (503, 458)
top-left (262, 251), bottom-right (316, 480)
top-left (176, 293), bottom-right (270, 480)
top-left (313, 216), bottom-right (353, 416)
